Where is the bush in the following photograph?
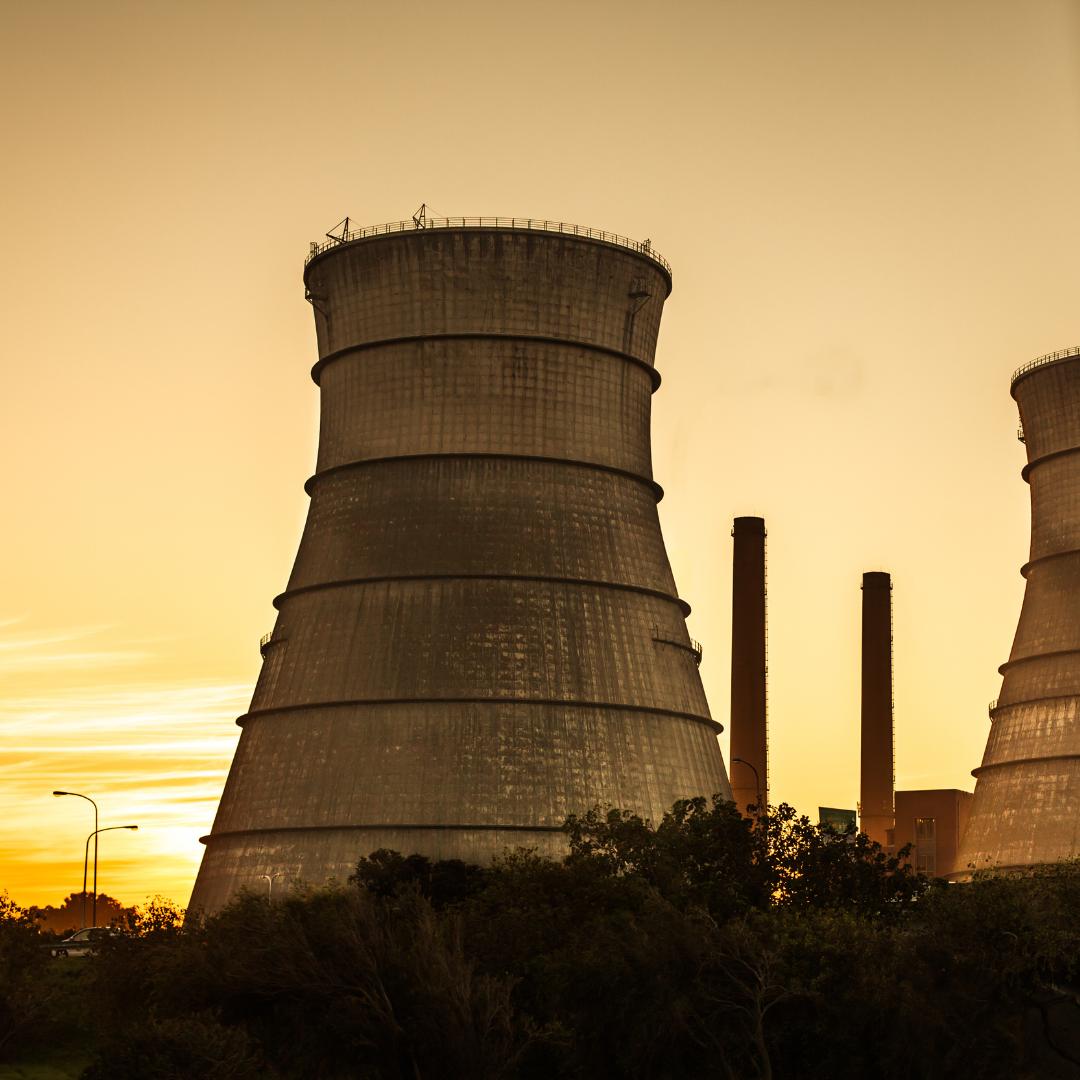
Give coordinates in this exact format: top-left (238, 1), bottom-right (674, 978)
top-left (82, 1013), bottom-right (271, 1080)
top-left (0, 892), bottom-right (58, 1062)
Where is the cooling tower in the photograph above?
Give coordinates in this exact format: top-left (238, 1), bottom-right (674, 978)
top-left (860, 571), bottom-right (894, 848)
top-left (956, 347), bottom-right (1080, 875)
top-left (730, 516), bottom-right (768, 815)
top-left (189, 217), bottom-right (732, 912)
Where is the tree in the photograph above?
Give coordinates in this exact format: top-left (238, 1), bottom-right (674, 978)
top-left (125, 895), bottom-right (186, 937)
top-left (562, 796), bottom-right (926, 918)
top-left (563, 795), bottom-right (768, 920)
top-left (31, 891), bottom-right (134, 935)
top-left (762, 803), bottom-right (924, 912)
top-left (352, 849), bottom-right (488, 909)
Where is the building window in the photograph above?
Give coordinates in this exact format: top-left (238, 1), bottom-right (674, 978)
top-left (915, 817), bottom-right (936, 842)
top-left (915, 817), bottom-right (938, 876)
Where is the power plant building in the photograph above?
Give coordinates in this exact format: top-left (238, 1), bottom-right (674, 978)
top-left (894, 789), bottom-right (972, 878)
top-left (956, 347), bottom-right (1080, 875)
top-left (189, 216), bottom-right (732, 912)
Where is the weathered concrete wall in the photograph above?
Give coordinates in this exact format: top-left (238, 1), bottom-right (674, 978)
top-left (288, 460), bottom-right (677, 594)
top-left (189, 226), bottom-right (730, 912)
top-left (957, 353), bottom-right (1080, 875)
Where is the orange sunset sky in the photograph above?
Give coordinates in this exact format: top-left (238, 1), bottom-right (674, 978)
top-left (2, 1), bottom-right (1079, 908)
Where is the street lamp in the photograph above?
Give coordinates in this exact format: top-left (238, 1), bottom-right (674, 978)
top-left (53, 791), bottom-right (98, 929)
top-left (84, 826), bottom-right (138, 927)
top-left (732, 757), bottom-right (763, 817)
top-left (260, 872), bottom-right (285, 899)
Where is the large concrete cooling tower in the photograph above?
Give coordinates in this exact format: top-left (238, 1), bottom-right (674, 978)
top-left (956, 347), bottom-right (1080, 876)
top-left (189, 216), bottom-right (732, 911)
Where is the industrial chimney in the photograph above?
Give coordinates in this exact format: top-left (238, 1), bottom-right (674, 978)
top-left (189, 216), bottom-right (732, 912)
top-left (860, 571), bottom-right (894, 847)
top-left (955, 347), bottom-right (1080, 875)
top-left (730, 516), bottom-right (768, 815)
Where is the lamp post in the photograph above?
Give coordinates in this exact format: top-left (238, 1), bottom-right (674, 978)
top-left (53, 791), bottom-right (98, 929)
top-left (84, 826), bottom-right (138, 927)
top-left (260, 872), bottom-right (285, 899)
top-left (732, 757), bottom-right (763, 818)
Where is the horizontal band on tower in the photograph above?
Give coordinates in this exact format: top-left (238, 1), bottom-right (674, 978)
top-left (971, 751), bottom-right (1080, 778)
top-left (998, 646), bottom-right (1080, 675)
top-left (310, 332), bottom-right (663, 392)
top-left (305, 452), bottom-right (665, 502)
top-left (1021, 444), bottom-right (1080, 483)
top-left (236, 697), bottom-right (723, 733)
top-left (273, 574), bottom-right (692, 616)
top-left (199, 822), bottom-right (567, 845)
top-left (990, 690), bottom-right (1080, 715)
top-left (1020, 547), bottom-right (1080, 578)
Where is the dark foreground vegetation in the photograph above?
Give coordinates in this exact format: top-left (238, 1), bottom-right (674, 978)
top-left (4, 798), bottom-right (1080, 1079)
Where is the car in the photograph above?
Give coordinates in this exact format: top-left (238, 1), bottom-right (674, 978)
top-left (48, 926), bottom-right (123, 958)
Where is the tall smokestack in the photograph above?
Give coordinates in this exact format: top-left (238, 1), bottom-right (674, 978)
top-left (860, 571), bottom-right (894, 847)
top-left (730, 516), bottom-right (768, 815)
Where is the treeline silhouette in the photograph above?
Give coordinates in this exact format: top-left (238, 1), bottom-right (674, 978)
top-left (31, 892), bottom-right (133, 935)
top-left (3, 797), bottom-right (1080, 1078)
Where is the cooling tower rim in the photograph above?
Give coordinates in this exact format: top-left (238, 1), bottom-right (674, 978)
top-left (304, 216), bottom-right (673, 291)
top-left (304, 452), bottom-right (665, 502)
top-left (1010, 346), bottom-right (1080, 393)
top-left (272, 575), bottom-right (692, 617)
top-left (310, 333), bottom-right (662, 392)
top-left (234, 698), bottom-right (723, 733)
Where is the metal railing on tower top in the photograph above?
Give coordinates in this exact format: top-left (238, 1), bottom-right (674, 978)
top-left (1011, 347), bottom-right (1080, 386)
top-left (306, 216), bottom-right (672, 275)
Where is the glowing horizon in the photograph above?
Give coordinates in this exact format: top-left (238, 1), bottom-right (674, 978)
top-left (0, 617), bottom-right (246, 906)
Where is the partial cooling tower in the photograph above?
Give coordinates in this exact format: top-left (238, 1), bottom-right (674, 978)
top-left (956, 347), bottom-right (1080, 875)
top-left (189, 215), bottom-right (732, 911)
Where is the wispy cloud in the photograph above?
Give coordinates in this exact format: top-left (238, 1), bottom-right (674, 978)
top-left (0, 620), bottom-right (152, 674)
top-left (0, 619), bottom-right (249, 907)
